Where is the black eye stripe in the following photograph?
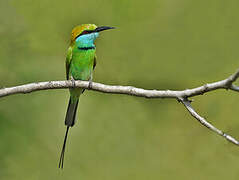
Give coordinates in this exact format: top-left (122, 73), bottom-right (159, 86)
top-left (84, 30), bottom-right (94, 33)
top-left (75, 30), bottom-right (95, 39)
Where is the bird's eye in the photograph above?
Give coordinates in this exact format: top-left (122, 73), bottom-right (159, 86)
top-left (75, 30), bottom-right (92, 40)
top-left (81, 30), bottom-right (90, 35)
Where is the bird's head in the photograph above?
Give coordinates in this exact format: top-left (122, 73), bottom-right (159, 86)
top-left (70, 24), bottom-right (115, 48)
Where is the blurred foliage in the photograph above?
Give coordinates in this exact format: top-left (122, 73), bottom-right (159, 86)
top-left (1, 0), bottom-right (239, 179)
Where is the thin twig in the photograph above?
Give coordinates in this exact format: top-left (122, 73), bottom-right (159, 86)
top-left (180, 98), bottom-right (239, 145)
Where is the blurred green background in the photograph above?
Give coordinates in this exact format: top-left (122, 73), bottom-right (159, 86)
top-left (1, 0), bottom-right (239, 179)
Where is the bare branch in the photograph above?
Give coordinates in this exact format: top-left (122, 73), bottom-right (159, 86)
top-left (1, 68), bottom-right (239, 98)
top-left (0, 68), bottom-right (239, 145)
top-left (180, 98), bottom-right (239, 145)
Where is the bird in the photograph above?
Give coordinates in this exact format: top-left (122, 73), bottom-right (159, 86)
top-left (59, 24), bottom-right (115, 169)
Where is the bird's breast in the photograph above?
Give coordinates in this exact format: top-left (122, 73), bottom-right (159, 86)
top-left (70, 49), bottom-right (95, 80)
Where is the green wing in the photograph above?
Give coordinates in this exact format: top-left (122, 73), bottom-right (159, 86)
top-left (93, 54), bottom-right (97, 69)
top-left (65, 46), bottom-right (73, 80)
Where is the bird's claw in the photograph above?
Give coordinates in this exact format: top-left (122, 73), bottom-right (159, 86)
top-left (71, 79), bottom-right (76, 88)
top-left (88, 80), bottom-right (93, 89)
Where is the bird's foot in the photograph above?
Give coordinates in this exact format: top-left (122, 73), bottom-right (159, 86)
top-left (70, 77), bottom-right (76, 88)
top-left (88, 80), bottom-right (93, 89)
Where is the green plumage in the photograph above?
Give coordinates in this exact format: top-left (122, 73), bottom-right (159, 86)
top-left (59, 24), bottom-right (114, 169)
top-left (65, 46), bottom-right (96, 126)
top-left (59, 44), bottom-right (96, 169)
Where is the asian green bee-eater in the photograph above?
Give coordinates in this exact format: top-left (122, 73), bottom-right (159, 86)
top-left (59, 24), bottom-right (115, 168)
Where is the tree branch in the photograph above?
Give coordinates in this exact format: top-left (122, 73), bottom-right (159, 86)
top-left (1, 69), bottom-right (239, 145)
top-left (180, 98), bottom-right (239, 145)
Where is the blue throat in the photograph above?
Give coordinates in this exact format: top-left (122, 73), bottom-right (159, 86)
top-left (75, 32), bottom-right (99, 50)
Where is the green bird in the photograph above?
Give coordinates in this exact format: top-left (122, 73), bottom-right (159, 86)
top-left (59, 24), bottom-right (115, 168)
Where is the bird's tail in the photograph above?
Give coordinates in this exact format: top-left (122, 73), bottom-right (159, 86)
top-left (59, 126), bottom-right (70, 169)
top-left (65, 97), bottom-right (79, 127)
top-left (59, 98), bottom-right (79, 169)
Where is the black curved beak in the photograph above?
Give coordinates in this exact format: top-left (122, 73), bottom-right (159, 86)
top-left (94, 26), bottom-right (115, 32)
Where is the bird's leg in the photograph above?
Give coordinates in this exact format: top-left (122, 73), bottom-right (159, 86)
top-left (88, 73), bottom-right (93, 89)
top-left (70, 76), bottom-right (76, 88)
